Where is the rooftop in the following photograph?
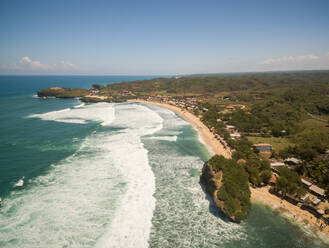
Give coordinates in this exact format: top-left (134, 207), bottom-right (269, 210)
top-left (309, 185), bottom-right (326, 197)
top-left (270, 162), bottom-right (285, 167)
top-left (301, 178), bottom-right (312, 187)
top-left (253, 143), bottom-right (272, 147)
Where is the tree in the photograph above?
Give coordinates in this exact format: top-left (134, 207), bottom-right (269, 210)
top-left (275, 167), bottom-right (303, 197)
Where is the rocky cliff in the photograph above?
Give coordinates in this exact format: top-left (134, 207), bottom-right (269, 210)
top-left (200, 162), bottom-right (228, 219)
top-left (200, 158), bottom-right (250, 222)
top-left (37, 87), bottom-right (89, 98)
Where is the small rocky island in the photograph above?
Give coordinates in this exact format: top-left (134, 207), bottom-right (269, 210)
top-left (200, 155), bottom-right (251, 221)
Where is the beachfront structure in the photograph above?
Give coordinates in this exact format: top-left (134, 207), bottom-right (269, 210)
top-left (301, 178), bottom-right (313, 188)
top-left (230, 132), bottom-right (241, 140)
top-left (252, 143), bottom-right (272, 152)
top-left (285, 157), bottom-right (301, 165)
top-left (225, 125), bottom-right (235, 132)
top-left (300, 194), bottom-right (309, 202)
top-left (270, 162), bottom-right (285, 173)
top-left (270, 162), bottom-right (285, 167)
top-left (313, 198), bottom-right (321, 206)
top-left (309, 185), bottom-right (326, 198)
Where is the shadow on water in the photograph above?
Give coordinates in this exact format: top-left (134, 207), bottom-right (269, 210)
top-left (199, 180), bottom-right (232, 223)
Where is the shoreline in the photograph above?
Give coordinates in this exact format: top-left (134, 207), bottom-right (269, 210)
top-left (251, 186), bottom-right (329, 239)
top-left (129, 99), bottom-right (231, 159)
top-left (129, 99), bottom-right (329, 240)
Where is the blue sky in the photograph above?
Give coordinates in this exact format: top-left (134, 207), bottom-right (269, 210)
top-left (0, 0), bottom-right (329, 75)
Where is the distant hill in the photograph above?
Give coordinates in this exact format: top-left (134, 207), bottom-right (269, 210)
top-left (101, 70), bottom-right (329, 96)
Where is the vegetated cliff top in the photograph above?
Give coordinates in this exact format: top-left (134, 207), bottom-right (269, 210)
top-left (37, 87), bottom-right (89, 98)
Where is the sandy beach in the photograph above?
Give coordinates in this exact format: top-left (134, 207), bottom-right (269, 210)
top-left (251, 186), bottom-right (329, 238)
top-left (131, 99), bottom-right (329, 240)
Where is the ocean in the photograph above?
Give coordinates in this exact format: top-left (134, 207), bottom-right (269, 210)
top-left (0, 75), bottom-right (327, 248)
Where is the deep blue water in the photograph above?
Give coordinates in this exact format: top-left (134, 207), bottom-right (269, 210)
top-left (0, 75), bottom-right (158, 197)
top-left (0, 75), bottom-right (158, 97)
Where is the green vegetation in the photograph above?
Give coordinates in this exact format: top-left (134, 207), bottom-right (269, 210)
top-left (208, 155), bottom-right (251, 221)
top-left (246, 136), bottom-right (292, 152)
top-left (275, 167), bottom-right (306, 197)
top-left (244, 158), bottom-right (272, 187)
top-left (37, 87), bottom-right (88, 98)
top-left (195, 73), bottom-right (329, 194)
top-left (101, 71), bottom-right (329, 98)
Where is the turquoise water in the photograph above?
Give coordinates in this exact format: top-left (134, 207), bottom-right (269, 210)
top-left (0, 76), bottom-right (328, 247)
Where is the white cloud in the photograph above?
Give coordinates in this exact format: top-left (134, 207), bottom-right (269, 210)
top-left (263, 54), bottom-right (320, 66)
top-left (18, 56), bottom-right (51, 70)
top-left (6, 57), bottom-right (78, 73)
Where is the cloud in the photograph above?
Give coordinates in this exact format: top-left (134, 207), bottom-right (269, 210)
top-left (4, 57), bottom-right (78, 73)
top-left (18, 56), bottom-right (52, 70)
top-left (263, 54), bottom-right (320, 66)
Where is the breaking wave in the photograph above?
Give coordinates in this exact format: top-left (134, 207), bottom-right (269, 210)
top-left (0, 102), bottom-right (163, 248)
top-left (27, 102), bottom-right (115, 126)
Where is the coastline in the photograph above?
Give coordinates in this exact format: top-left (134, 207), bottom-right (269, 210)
top-left (129, 99), bottom-right (329, 240)
top-left (129, 99), bottom-right (231, 159)
top-left (250, 186), bottom-right (329, 239)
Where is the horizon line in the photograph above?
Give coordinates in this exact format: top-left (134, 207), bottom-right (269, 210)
top-left (0, 69), bottom-right (329, 77)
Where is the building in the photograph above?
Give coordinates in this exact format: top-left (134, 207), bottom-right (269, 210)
top-left (300, 194), bottom-right (309, 202)
top-left (285, 157), bottom-right (301, 166)
top-left (225, 125), bottom-right (235, 133)
top-left (230, 132), bottom-right (241, 140)
top-left (301, 178), bottom-right (312, 188)
top-left (270, 162), bottom-right (285, 173)
top-left (226, 104), bottom-right (234, 110)
top-left (270, 162), bottom-right (284, 170)
top-left (253, 143), bottom-right (272, 153)
top-left (270, 162), bottom-right (285, 167)
top-left (309, 185), bottom-right (326, 198)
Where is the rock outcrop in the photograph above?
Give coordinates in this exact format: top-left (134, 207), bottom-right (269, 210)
top-left (200, 162), bottom-right (228, 219)
top-left (200, 158), bottom-right (251, 222)
top-left (37, 87), bottom-right (89, 98)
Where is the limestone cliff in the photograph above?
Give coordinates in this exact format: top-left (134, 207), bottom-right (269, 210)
top-left (200, 158), bottom-right (250, 222)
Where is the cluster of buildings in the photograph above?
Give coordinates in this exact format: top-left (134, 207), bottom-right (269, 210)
top-left (145, 95), bottom-right (204, 113)
top-left (225, 125), bottom-right (241, 140)
top-left (268, 157), bottom-right (328, 224)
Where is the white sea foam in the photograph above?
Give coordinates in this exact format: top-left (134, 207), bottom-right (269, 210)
top-left (74, 102), bottom-right (85, 108)
top-left (27, 102), bottom-right (115, 126)
top-left (194, 126), bottom-right (215, 155)
top-left (147, 136), bottom-right (178, 142)
top-left (95, 103), bottom-right (163, 248)
top-left (0, 132), bottom-right (125, 248)
top-left (141, 106), bottom-right (246, 247)
top-left (1, 102), bottom-right (163, 248)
